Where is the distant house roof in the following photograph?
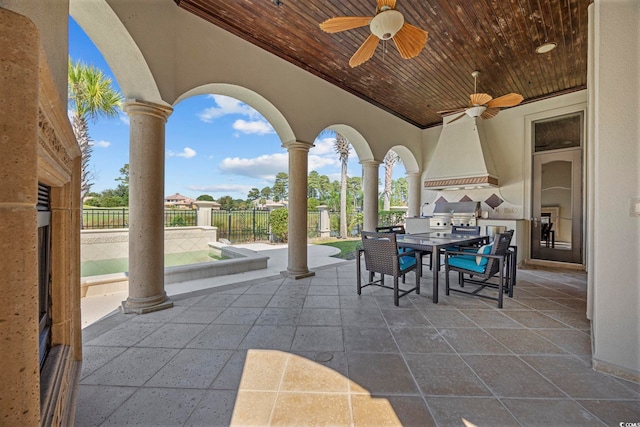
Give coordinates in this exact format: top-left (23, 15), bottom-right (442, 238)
top-left (164, 193), bottom-right (195, 206)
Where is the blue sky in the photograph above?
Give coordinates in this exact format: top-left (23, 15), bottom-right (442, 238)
top-left (69, 18), bottom-right (405, 200)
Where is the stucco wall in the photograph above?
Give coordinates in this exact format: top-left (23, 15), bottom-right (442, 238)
top-left (590, 0), bottom-right (640, 380)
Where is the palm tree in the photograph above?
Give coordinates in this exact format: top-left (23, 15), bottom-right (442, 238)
top-left (334, 133), bottom-right (351, 238)
top-left (68, 57), bottom-right (123, 201)
top-left (382, 151), bottom-right (400, 211)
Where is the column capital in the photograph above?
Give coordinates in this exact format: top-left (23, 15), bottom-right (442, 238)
top-left (405, 171), bottom-right (421, 177)
top-left (282, 140), bottom-right (313, 152)
top-left (124, 99), bottom-right (173, 121)
top-left (361, 159), bottom-right (381, 167)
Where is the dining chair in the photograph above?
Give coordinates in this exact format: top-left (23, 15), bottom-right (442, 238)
top-left (377, 224), bottom-right (432, 273)
top-left (443, 230), bottom-right (515, 308)
top-left (357, 231), bottom-right (421, 306)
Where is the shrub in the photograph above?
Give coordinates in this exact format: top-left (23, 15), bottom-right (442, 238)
top-left (270, 208), bottom-right (288, 242)
top-left (169, 216), bottom-right (187, 227)
top-left (378, 210), bottom-right (406, 227)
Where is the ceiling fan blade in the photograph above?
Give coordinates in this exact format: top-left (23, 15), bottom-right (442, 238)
top-left (487, 93), bottom-right (524, 108)
top-left (469, 93), bottom-right (492, 106)
top-left (480, 107), bottom-right (500, 120)
top-left (319, 16), bottom-right (372, 33)
top-left (376, 0), bottom-right (397, 11)
top-left (447, 112), bottom-right (467, 124)
top-left (437, 107), bottom-right (466, 115)
top-left (349, 34), bottom-right (380, 67)
top-left (392, 23), bottom-right (428, 59)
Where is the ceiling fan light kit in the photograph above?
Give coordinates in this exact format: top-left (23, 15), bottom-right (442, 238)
top-left (370, 9), bottom-right (404, 40)
top-left (466, 106), bottom-right (487, 118)
top-left (536, 41), bottom-right (557, 54)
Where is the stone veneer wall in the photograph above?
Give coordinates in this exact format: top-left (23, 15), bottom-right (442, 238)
top-left (0, 9), bottom-right (82, 425)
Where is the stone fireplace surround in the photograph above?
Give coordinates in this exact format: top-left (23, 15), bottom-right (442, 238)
top-left (0, 10), bottom-right (82, 425)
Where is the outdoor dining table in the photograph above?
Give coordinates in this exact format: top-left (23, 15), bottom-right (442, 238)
top-left (396, 232), bottom-right (489, 303)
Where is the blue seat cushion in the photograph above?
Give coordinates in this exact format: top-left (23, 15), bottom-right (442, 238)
top-left (448, 255), bottom-right (487, 273)
top-left (399, 254), bottom-right (416, 270)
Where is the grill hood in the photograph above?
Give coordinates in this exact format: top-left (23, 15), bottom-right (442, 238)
top-left (424, 116), bottom-right (499, 190)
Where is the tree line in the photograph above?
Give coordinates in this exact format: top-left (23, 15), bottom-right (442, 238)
top-left (85, 165), bottom-right (408, 212)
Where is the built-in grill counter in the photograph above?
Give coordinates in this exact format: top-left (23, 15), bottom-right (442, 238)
top-left (477, 218), bottom-right (526, 265)
top-left (405, 216), bottom-right (431, 234)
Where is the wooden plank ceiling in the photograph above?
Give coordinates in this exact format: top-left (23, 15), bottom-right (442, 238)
top-left (175, 0), bottom-right (590, 129)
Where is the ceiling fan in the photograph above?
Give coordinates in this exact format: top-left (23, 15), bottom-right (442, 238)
top-left (319, 0), bottom-right (428, 68)
top-left (439, 71), bottom-right (524, 124)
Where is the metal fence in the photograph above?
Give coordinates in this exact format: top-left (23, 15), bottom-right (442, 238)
top-left (82, 208), bottom-right (197, 229)
top-left (211, 209), bottom-right (271, 243)
top-left (82, 208), bottom-right (129, 229)
top-left (83, 207), bottom-right (352, 242)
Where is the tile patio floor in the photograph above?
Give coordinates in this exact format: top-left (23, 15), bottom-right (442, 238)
top-left (75, 262), bottom-right (640, 426)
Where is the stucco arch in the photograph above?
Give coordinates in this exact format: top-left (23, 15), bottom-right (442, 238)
top-left (175, 84), bottom-right (296, 144)
top-left (323, 124), bottom-right (374, 163)
top-left (70, 0), bottom-right (162, 103)
top-left (387, 145), bottom-right (420, 174)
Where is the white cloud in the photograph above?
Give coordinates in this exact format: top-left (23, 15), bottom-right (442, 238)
top-left (232, 119), bottom-right (274, 135)
top-left (167, 147), bottom-right (197, 158)
top-left (219, 153), bottom-right (288, 181)
top-left (198, 95), bottom-right (261, 122)
top-left (309, 154), bottom-right (338, 170)
top-left (310, 137), bottom-right (336, 155)
top-left (188, 183), bottom-right (253, 195)
top-left (119, 112), bottom-right (130, 125)
top-left (92, 140), bottom-right (111, 148)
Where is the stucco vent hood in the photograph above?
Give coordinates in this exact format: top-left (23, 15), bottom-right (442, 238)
top-left (424, 116), bottom-right (499, 190)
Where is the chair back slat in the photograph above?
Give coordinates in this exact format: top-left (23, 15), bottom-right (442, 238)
top-left (362, 231), bottom-right (399, 276)
top-left (484, 230), bottom-right (514, 276)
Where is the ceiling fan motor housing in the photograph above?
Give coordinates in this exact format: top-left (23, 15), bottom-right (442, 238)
top-left (370, 9), bottom-right (404, 40)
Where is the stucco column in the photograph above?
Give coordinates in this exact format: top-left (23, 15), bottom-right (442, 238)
top-left (318, 205), bottom-right (331, 238)
top-left (194, 200), bottom-right (218, 227)
top-left (122, 100), bottom-right (174, 314)
top-left (406, 172), bottom-right (421, 217)
top-left (362, 160), bottom-right (380, 231)
top-left (282, 141), bottom-right (315, 279)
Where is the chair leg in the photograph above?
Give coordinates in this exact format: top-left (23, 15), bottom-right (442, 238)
top-left (497, 258), bottom-right (504, 308)
top-left (393, 276), bottom-right (399, 306)
top-left (445, 267), bottom-right (450, 295)
top-left (357, 255), bottom-right (362, 295)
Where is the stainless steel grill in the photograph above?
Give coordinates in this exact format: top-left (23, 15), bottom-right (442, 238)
top-left (429, 201), bottom-right (480, 230)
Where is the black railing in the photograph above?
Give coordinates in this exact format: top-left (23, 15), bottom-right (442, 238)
top-left (82, 208), bottom-right (197, 229)
top-left (212, 209), bottom-right (271, 243)
top-left (164, 209), bottom-right (197, 227)
top-left (82, 207), bottom-right (361, 241)
top-left (82, 208), bottom-right (129, 229)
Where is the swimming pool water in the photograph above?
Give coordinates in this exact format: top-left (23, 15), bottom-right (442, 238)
top-left (81, 250), bottom-right (226, 277)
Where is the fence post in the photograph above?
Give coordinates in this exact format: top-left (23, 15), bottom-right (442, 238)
top-left (122, 207), bottom-right (126, 228)
top-left (194, 201), bottom-right (218, 227)
top-left (318, 205), bottom-right (331, 238)
top-left (252, 209), bottom-right (256, 242)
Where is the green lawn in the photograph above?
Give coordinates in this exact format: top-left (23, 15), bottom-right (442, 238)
top-left (314, 238), bottom-right (361, 260)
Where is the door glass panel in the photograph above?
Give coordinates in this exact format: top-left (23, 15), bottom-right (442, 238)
top-left (534, 112), bottom-right (582, 153)
top-left (540, 160), bottom-right (572, 250)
